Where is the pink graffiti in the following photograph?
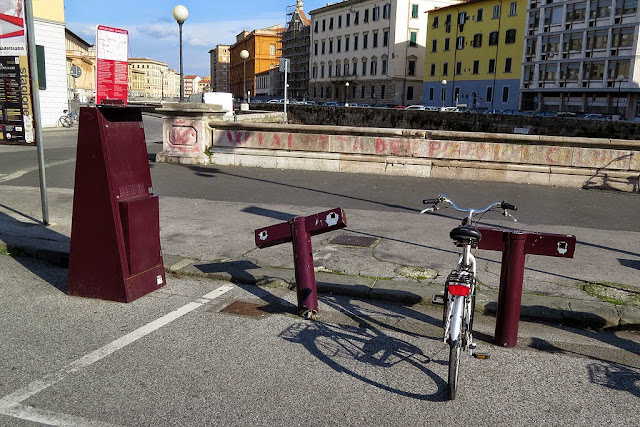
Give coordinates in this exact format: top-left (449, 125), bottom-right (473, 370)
top-left (226, 130), bottom-right (250, 146)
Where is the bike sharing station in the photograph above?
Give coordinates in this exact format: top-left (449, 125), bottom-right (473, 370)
top-left (68, 106), bottom-right (166, 302)
top-left (254, 208), bottom-right (347, 318)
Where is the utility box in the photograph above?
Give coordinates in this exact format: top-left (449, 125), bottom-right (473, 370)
top-left (68, 106), bottom-right (166, 302)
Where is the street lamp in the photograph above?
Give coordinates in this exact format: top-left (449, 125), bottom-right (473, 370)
top-left (344, 81), bottom-right (350, 106)
top-left (616, 74), bottom-right (625, 117)
top-left (441, 79), bottom-right (447, 110)
top-left (172, 5), bottom-right (189, 102)
top-left (161, 70), bottom-right (167, 100)
top-left (240, 49), bottom-right (249, 102)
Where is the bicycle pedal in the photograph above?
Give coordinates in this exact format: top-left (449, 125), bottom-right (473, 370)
top-left (431, 293), bottom-right (445, 305)
top-left (469, 342), bottom-right (477, 350)
top-left (473, 352), bottom-right (490, 359)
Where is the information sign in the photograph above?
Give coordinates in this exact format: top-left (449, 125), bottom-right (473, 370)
top-left (96, 25), bottom-right (128, 105)
top-left (0, 0), bottom-right (26, 56)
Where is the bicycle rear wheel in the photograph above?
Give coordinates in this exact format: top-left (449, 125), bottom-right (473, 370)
top-left (448, 340), bottom-right (461, 400)
top-left (58, 116), bottom-right (71, 128)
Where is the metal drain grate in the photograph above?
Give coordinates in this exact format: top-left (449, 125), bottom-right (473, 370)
top-left (220, 301), bottom-right (268, 318)
top-left (330, 234), bottom-right (377, 247)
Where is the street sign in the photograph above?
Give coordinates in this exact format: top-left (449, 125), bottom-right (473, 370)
top-left (96, 25), bottom-right (128, 105)
top-left (279, 58), bottom-right (290, 73)
top-left (70, 65), bottom-right (82, 78)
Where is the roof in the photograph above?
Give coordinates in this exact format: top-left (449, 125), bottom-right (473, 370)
top-left (184, 75), bottom-right (199, 79)
top-left (65, 27), bottom-right (92, 50)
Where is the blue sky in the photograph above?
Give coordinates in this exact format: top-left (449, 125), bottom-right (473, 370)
top-left (65, 0), bottom-right (330, 77)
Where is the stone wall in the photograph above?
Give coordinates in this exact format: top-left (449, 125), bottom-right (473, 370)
top-left (208, 122), bottom-right (640, 193)
top-left (253, 104), bottom-right (640, 140)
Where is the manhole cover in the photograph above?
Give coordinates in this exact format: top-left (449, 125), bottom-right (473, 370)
top-left (330, 234), bottom-right (377, 247)
top-left (220, 301), bottom-right (268, 318)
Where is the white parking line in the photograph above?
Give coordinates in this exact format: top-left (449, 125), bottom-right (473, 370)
top-left (0, 159), bottom-right (76, 183)
top-left (0, 284), bottom-right (234, 426)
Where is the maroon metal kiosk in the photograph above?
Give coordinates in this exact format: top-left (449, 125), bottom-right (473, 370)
top-left (255, 208), bottom-right (347, 317)
top-left (477, 227), bottom-right (576, 347)
top-left (68, 106), bottom-right (166, 302)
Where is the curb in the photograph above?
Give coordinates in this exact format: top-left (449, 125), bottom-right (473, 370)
top-left (2, 240), bottom-right (638, 331)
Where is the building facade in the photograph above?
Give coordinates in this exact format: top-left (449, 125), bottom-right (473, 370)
top-left (198, 75), bottom-right (211, 92)
top-left (128, 57), bottom-right (173, 99)
top-left (183, 75), bottom-right (201, 97)
top-left (521, 0), bottom-right (640, 118)
top-left (423, 0), bottom-right (526, 110)
top-left (65, 28), bottom-right (95, 103)
top-left (209, 45), bottom-right (230, 92)
top-left (309, 0), bottom-right (460, 105)
top-left (282, 0), bottom-right (311, 99)
top-left (230, 26), bottom-right (284, 99)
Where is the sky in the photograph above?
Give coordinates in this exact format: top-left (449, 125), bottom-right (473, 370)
top-left (65, 0), bottom-right (333, 77)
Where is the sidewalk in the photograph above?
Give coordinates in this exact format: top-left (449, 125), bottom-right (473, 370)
top-left (1, 184), bottom-right (639, 330)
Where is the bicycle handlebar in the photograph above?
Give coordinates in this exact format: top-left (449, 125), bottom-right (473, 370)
top-left (420, 194), bottom-right (517, 222)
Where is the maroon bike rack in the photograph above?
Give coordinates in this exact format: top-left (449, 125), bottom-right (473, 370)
top-left (255, 208), bottom-right (347, 317)
top-left (477, 227), bottom-right (576, 347)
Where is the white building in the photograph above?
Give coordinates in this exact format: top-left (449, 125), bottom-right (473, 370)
top-left (309, 0), bottom-right (460, 105)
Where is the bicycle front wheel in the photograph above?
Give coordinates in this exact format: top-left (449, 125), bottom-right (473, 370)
top-left (58, 116), bottom-right (71, 128)
top-left (448, 340), bottom-right (461, 400)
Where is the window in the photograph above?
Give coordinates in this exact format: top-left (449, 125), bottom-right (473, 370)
top-left (320, 87), bottom-right (324, 98)
top-left (454, 87), bottom-right (460, 103)
top-left (337, 38), bottom-right (342, 52)
top-left (344, 62), bottom-right (349, 75)
top-left (472, 33), bottom-right (482, 47)
top-left (616, 0), bottom-right (638, 15)
top-left (488, 58), bottom-right (495, 73)
top-left (382, 58), bottom-right (387, 74)
top-left (486, 86), bottom-right (493, 102)
top-left (383, 4), bottom-right (391, 19)
top-left (442, 86), bottom-right (447, 102)
top-left (329, 39), bottom-right (333, 53)
top-left (433, 16), bottom-right (439, 28)
top-left (408, 60), bottom-right (416, 76)
top-left (321, 64), bottom-right (325, 78)
top-left (563, 32), bottom-right (582, 52)
top-left (544, 6), bottom-right (564, 24)
top-left (314, 21), bottom-right (318, 33)
top-left (456, 36), bottom-right (465, 50)
top-left (504, 58), bottom-right (512, 73)
top-left (429, 87), bottom-right (434, 101)
top-left (473, 60), bottom-right (479, 74)
top-left (443, 62), bottom-right (449, 75)
top-left (493, 5), bottom-right (500, 19)
top-left (502, 86), bottom-right (509, 103)
top-left (613, 27), bottom-right (635, 47)
top-left (345, 36), bottom-right (350, 51)
top-left (364, 9), bottom-right (369, 22)
top-left (373, 6), bottom-right (380, 21)
top-left (608, 59), bottom-right (630, 80)
top-left (328, 64), bottom-right (332, 77)
top-left (489, 31), bottom-right (498, 46)
top-left (322, 41), bottom-right (326, 54)
top-left (373, 32), bottom-right (378, 48)
top-left (381, 85), bottom-right (385, 98)
top-left (539, 63), bottom-right (558, 81)
top-left (505, 29), bottom-right (516, 44)
top-left (362, 59), bottom-right (367, 76)
top-left (355, 11), bottom-right (359, 24)
top-left (590, 0), bottom-right (612, 19)
top-left (583, 61), bottom-right (605, 80)
top-left (566, 2), bottom-right (587, 21)
top-left (477, 8), bottom-right (483, 21)
top-left (363, 33), bottom-right (369, 49)
top-left (432, 39), bottom-right (437, 52)
top-left (587, 30), bottom-right (608, 49)
top-left (509, 2), bottom-right (517, 16)
top-left (407, 86), bottom-right (414, 100)
top-left (430, 63), bottom-right (436, 76)
top-left (371, 60), bottom-right (377, 75)
top-left (338, 15), bottom-right (342, 28)
top-left (455, 61), bottom-right (462, 75)
top-left (336, 63), bottom-right (341, 76)
top-left (322, 19), bottom-right (326, 31)
top-left (412, 4), bottom-right (419, 18)
top-left (329, 17), bottom-right (334, 30)
top-left (410, 31), bottom-right (418, 47)
top-left (347, 13), bottom-right (351, 26)
top-left (354, 34), bottom-right (359, 50)
top-left (560, 62), bottom-right (580, 80)
top-left (313, 65), bottom-right (318, 78)
top-left (353, 61), bottom-right (357, 75)
top-left (314, 42), bottom-right (318, 56)
top-left (270, 44), bottom-right (276, 56)
top-left (444, 38), bottom-right (450, 51)
top-left (361, 86), bottom-right (365, 98)
top-left (383, 30), bottom-right (389, 47)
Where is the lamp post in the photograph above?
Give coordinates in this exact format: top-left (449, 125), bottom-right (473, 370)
top-left (172, 5), bottom-right (189, 102)
top-left (616, 74), bottom-right (625, 118)
top-left (161, 70), bottom-right (167, 100)
top-left (240, 49), bottom-right (249, 102)
top-left (344, 81), bottom-right (350, 106)
top-left (441, 79), bottom-right (447, 110)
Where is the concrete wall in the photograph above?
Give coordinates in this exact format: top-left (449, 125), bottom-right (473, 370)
top-left (253, 104), bottom-right (640, 140)
top-left (209, 122), bottom-right (640, 193)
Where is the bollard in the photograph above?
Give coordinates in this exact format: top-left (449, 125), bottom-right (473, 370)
top-left (290, 216), bottom-right (319, 315)
top-left (494, 232), bottom-right (527, 347)
top-left (478, 227), bottom-right (576, 348)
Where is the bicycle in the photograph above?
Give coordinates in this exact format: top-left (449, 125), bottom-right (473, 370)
top-left (420, 194), bottom-right (517, 400)
top-left (58, 110), bottom-right (79, 128)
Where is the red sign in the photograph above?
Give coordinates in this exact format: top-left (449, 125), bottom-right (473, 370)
top-left (96, 25), bottom-right (128, 105)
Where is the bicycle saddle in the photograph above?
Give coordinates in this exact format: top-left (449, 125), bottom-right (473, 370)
top-left (450, 226), bottom-right (482, 242)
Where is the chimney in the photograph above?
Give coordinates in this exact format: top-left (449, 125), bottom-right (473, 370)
top-left (296, 0), bottom-right (303, 11)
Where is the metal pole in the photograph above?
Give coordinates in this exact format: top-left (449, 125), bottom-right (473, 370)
top-left (179, 22), bottom-right (184, 101)
top-left (283, 59), bottom-right (288, 124)
top-left (25, 0), bottom-right (48, 225)
top-left (243, 59), bottom-right (246, 101)
top-left (290, 217), bottom-right (318, 317)
top-left (494, 232), bottom-right (527, 348)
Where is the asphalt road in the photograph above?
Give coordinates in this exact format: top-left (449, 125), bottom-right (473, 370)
top-left (0, 115), bottom-right (638, 232)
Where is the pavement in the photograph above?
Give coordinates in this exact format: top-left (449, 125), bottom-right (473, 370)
top-left (1, 181), bottom-right (639, 332)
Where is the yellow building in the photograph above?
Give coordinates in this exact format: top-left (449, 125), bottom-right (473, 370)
top-left (129, 57), bottom-right (171, 99)
top-left (423, 0), bottom-right (526, 110)
top-left (65, 28), bottom-right (94, 103)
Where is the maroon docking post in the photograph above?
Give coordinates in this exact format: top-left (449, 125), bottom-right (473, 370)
top-left (255, 208), bottom-right (347, 318)
top-left (478, 227), bottom-right (576, 347)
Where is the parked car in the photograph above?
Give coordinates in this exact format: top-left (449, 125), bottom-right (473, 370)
top-left (555, 112), bottom-right (577, 118)
top-left (460, 107), bottom-right (488, 114)
top-left (534, 111), bottom-right (556, 117)
top-left (484, 109), bottom-right (503, 115)
top-left (424, 106), bottom-right (440, 111)
top-left (393, 105), bottom-right (407, 109)
top-left (501, 109), bottom-right (520, 115)
top-left (374, 103), bottom-right (397, 108)
top-left (322, 101), bottom-right (340, 106)
top-left (441, 106), bottom-right (460, 112)
top-left (405, 105), bottom-right (426, 110)
top-left (519, 110), bottom-right (536, 116)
